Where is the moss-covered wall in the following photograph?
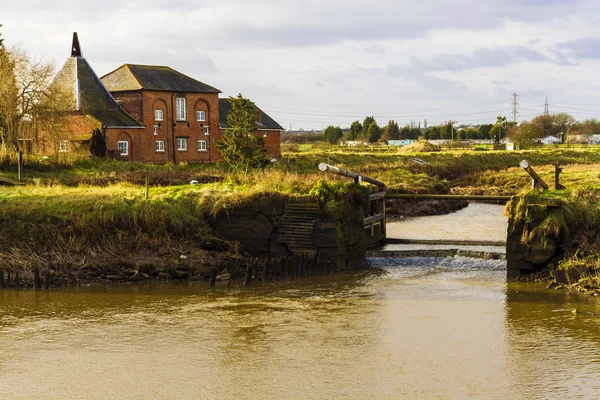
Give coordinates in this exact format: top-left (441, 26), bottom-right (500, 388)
top-left (210, 193), bottom-right (368, 273)
top-left (506, 196), bottom-right (564, 279)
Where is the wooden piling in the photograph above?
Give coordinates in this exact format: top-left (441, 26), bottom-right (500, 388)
top-left (244, 260), bottom-right (254, 287)
top-left (33, 267), bottom-right (41, 290)
top-left (209, 269), bottom-right (217, 288)
top-left (293, 254), bottom-right (300, 280)
top-left (43, 270), bottom-right (50, 290)
top-left (14, 272), bottom-right (21, 289)
top-left (0, 270), bottom-right (4, 288)
top-left (260, 258), bottom-right (269, 282)
top-left (17, 151), bottom-right (23, 182)
top-left (280, 258), bottom-right (286, 280)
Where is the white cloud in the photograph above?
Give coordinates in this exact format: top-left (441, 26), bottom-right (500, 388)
top-left (1, 0), bottom-right (599, 128)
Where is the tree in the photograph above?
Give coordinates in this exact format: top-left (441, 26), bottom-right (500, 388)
top-left (530, 115), bottom-right (555, 137)
top-left (508, 121), bottom-right (541, 148)
top-left (0, 24), bottom-right (4, 48)
top-left (552, 113), bottom-right (576, 140)
top-left (361, 116), bottom-right (375, 140)
top-left (462, 128), bottom-right (479, 140)
top-left (425, 126), bottom-right (441, 140)
top-left (90, 128), bottom-right (106, 157)
top-left (479, 124), bottom-right (493, 140)
top-left (0, 46), bottom-right (17, 153)
top-left (215, 94), bottom-right (269, 174)
top-left (381, 120), bottom-right (400, 142)
top-left (365, 122), bottom-right (382, 143)
top-left (569, 119), bottom-right (600, 139)
top-left (439, 122), bottom-right (456, 140)
top-left (347, 120), bottom-right (362, 140)
top-left (323, 125), bottom-right (343, 144)
top-left (0, 46), bottom-right (66, 155)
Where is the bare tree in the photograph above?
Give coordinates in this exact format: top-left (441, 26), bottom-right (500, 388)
top-left (0, 45), bottom-right (64, 156)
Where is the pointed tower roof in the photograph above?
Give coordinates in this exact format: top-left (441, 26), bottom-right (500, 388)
top-left (71, 32), bottom-right (82, 57)
top-left (52, 33), bottom-right (143, 128)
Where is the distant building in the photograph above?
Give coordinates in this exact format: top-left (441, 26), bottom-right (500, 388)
top-left (540, 135), bottom-right (561, 145)
top-left (387, 140), bottom-right (415, 146)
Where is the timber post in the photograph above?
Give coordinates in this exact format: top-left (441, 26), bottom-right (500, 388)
top-left (520, 160), bottom-right (549, 190)
top-left (318, 163), bottom-right (386, 247)
top-left (554, 162), bottom-right (565, 190)
top-left (17, 151), bottom-right (23, 182)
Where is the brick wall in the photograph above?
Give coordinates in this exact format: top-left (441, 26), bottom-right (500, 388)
top-left (216, 128), bottom-right (282, 161)
top-left (35, 113), bottom-right (100, 154)
top-left (111, 90), bottom-right (220, 164)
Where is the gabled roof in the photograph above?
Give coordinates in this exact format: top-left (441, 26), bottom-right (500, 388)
top-left (218, 99), bottom-right (284, 130)
top-left (101, 64), bottom-right (221, 93)
top-left (52, 34), bottom-right (143, 128)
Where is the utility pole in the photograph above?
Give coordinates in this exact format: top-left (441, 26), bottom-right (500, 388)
top-left (510, 93), bottom-right (520, 123)
top-left (544, 96), bottom-right (549, 116)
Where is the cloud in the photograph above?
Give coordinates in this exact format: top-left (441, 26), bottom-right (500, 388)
top-left (558, 37), bottom-right (600, 59)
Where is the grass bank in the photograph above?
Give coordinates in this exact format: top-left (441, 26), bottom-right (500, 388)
top-left (506, 187), bottom-right (600, 291)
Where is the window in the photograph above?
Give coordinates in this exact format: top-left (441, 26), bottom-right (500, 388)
top-left (58, 140), bottom-right (69, 152)
top-left (153, 125), bottom-right (159, 135)
top-left (177, 137), bottom-right (188, 151)
top-left (176, 97), bottom-right (186, 121)
top-left (263, 130), bottom-right (268, 137)
top-left (156, 141), bottom-right (165, 152)
top-left (197, 140), bottom-right (207, 151)
top-left (203, 126), bottom-right (210, 135)
top-left (196, 111), bottom-right (206, 122)
top-left (118, 141), bottom-right (129, 156)
top-left (155, 109), bottom-right (164, 121)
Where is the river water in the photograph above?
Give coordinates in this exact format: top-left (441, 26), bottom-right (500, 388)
top-left (1, 204), bottom-right (600, 399)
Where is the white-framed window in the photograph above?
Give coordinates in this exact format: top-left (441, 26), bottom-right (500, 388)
top-left (155, 109), bottom-right (164, 121)
top-left (153, 125), bottom-right (159, 135)
top-left (203, 126), bottom-right (210, 135)
top-left (196, 111), bottom-right (206, 122)
top-left (58, 140), bottom-right (69, 152)
top-left (176, 97), bottom-right (186, 121)
top-left (156, 141), bottom-right (165, 152)
top-left (263, 130), bottom-right (268, 137)
top-left (177, 137), bottom-right (188, 151)
top-left (197, 140), bottom-right (207, 151)
top-left (118, 141), bottom-right (129, 156)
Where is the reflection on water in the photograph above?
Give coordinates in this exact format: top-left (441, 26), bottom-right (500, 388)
top-left (1, 204), bottom-right (599, 399)
top-left (2, 265), bottom-right (600, 399)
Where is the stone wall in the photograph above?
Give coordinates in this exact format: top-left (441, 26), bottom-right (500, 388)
top-left (209, 193), bottom-right (368, 273)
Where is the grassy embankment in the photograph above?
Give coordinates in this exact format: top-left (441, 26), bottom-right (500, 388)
top-left (1, 146), bottom-right (599, 286)
top-left (506, 187), bottom-right (600, 291)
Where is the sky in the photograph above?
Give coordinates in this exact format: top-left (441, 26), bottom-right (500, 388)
top-left (3, 0), bottom-right (600, 130)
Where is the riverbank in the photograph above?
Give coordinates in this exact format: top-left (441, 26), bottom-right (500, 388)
top-left (505, 188), bottom-right (600, 291)
top-left (0, 179), bottom-right (373, 289)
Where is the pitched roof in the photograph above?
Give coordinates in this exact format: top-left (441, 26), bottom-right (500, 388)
top-left (101, 64), bottom-right (221, 93)
top-left (52, 39), bottom-right (143, 128)
top-left (218, 99), bottom-right (284, 130)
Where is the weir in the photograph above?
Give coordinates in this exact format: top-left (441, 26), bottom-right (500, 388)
top-left (319, 161), bottom-right (568, 280)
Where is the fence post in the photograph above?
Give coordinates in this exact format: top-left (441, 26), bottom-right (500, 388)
top-left (17, 151), bottom-right (23, 181)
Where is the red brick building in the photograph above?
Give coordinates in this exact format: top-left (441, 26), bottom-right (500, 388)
top-left (38, 33), bottom-right (283, 163)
